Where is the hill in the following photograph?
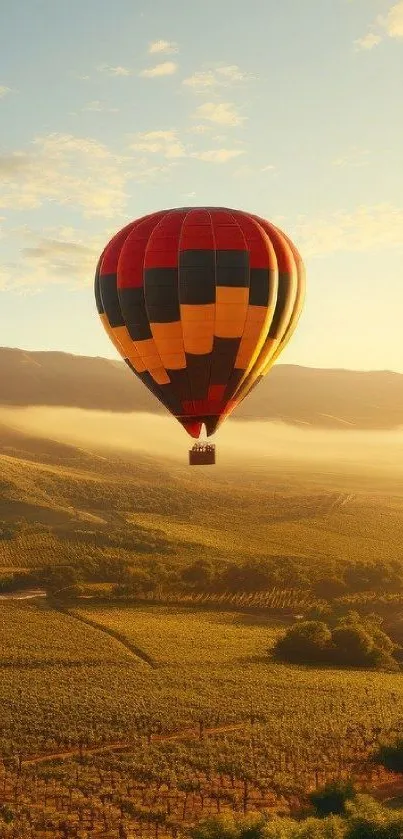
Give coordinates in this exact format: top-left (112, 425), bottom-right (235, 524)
top-left (2, 346), bottom-right (403, 428)
top-left (2, 411), bottom-right (403, 577)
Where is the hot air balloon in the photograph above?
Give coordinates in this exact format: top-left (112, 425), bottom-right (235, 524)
top-left (94, 207), bottom-right (305, 465)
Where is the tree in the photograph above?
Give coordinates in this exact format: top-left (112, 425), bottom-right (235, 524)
top-left (310, 780), bottom-right (356, 817)
top-left (189, 813), bottom-right (239, 839)
top-left (116, 566), bottom-right (155, 597)
top-left (313, 577), bottom-right (347, 600)
top-left (345, 794), bottom-right (403, 839)
top-left (38, 564), bottom-right (82, 594)
top-left (181, 559), bottom-right (216, 590)
top-left (331, 625), bottom-right (374, 666)
top-left (274, 621), bottom-right (332, 663)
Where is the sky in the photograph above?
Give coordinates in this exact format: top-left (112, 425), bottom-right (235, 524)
top-left (1, 0), bottom-right (403, 372)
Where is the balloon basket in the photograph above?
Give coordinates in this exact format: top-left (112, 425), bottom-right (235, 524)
top-left (189, 442), bottom-right (216, 466)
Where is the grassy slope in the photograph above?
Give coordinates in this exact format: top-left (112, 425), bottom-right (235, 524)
top-left (2, 425), bottom-right (403, 572)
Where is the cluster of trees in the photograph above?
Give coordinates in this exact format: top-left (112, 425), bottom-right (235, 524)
top-left (190, 791), bottom-right (403, 839)
top-left (179, 557), bottom-right (403, 599)
top-left (274, 611), bottom-right (399, 670)
top-left (2, 528), bottom-right (403, 606)
top-left (0, 556), bottom-right (171, 596)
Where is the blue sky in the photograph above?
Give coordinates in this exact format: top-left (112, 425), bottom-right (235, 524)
top-left (1, 0), bottom-right (403, 371)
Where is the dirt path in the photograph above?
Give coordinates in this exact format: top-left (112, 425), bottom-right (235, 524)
top-left (51, 603), bottom-right (157, 669)
top-left (368, 775), bottom-right (403, 805)
top-left (20, 723), bottom-right (245, 766)
top-left (18, 734), bottom-right (403, 817)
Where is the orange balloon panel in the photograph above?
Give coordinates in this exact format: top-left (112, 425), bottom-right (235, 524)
top-left (94, 207), bottom-right (305, 438)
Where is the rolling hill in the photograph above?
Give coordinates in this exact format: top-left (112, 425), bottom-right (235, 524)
top-left (2, 412), bottom-right (403, 578)
top-left (2, 346), bottom-right (403, 429)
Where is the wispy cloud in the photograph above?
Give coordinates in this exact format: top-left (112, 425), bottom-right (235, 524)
top-left (129, 130), bottom-right (186, 159)
top-left (355, 1), bottom-right (403, 49)
top-left (296, 204), bottom-right (403, 257)
top-left (332, 147), bottom-right (370, 167)
top-left (97, 64), bottom-right (131, 76)
top-left (129, 129), bottom-right (243, 165)
top-left (148, 39), bottom-right (178, 55)
top-left (193, 101), bottom-right (246, 126)
top-left (22, 238), bottom-right (98, 277)
top-left (0, 134), bottom-right (130, 217)
top-left (192, 148), bottom-right (245, 163)
top-left (354, 33), bottom-right (382, 51)
top-left (0, 85), bottom-right (12, 99)
top-left (1, 226), bottom-right (104, 290)
top-left (183, 64), bottom-right (254, 93)
top-left (139, 61), bottom-right (178, 78)
top-left (232, 163), bottom-right (277, 177)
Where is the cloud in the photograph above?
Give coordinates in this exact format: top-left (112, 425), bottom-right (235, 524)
top-left (295, 204), bottom-right (403, 258)
top-left (332, 147), bottom-right (370, 167)
top-left (98, 64), bottom-right (131, 76)
top-left (385, 0), bottom-right (403, 36)
top-left (193, 101), bottom-right (246, 126)
top-left (148, 39), bottom-right (178, 54)
top-left (129, 130), bottom-right (186, 159)
top-left (192, 148), bottom-right (245, 163)
top-left (1, 226), bottom-right (104, 291)
top-left (0, 153), bottom-right (28, 176)
top-left (354, 32), bottom-right (382, 50)
top-left (139, 61), bottom-right (178, 78)
top-left (129, 129), bottom-right (244, 165)
top-left (0, 86), bottom-right (11, 99)
top-left (129, 128), bottom-right (245, 165)
top-left (0, 133), bottom-right (130, 217)
top-left (183, 64), bottom-right (254, 93)
top-left (22, 237), bottom-right (98, 279)
top-left (355, 1), bottom-right (403, 49)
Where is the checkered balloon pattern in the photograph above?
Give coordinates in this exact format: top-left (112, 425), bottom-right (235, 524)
top-left (95, 207), bottom-right (305, 438)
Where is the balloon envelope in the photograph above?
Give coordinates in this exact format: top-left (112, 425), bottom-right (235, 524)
top-left (95, 207), bottom-right (305, 438)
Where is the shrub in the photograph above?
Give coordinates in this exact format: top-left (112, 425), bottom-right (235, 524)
top-left (376, 739), bottom-right (403, 774)
top-left (274, 621), bottom-right (332, 663)
top-left (310, 780), bottom-right (356, 817)
top-left (331, 625), bottom-right (374, 666)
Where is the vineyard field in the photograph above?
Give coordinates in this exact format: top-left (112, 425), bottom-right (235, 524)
top-left (0, 600), bottom-right (402, 835)
top-left (1, 602), bottom-right (402, 769)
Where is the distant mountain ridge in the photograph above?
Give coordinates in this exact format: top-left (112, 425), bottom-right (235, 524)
top-left (1, 346), bottom-right (403, 429)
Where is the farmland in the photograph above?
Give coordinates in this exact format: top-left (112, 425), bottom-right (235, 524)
top-left (1, 418), bottom-right (403, 835)
top-left (0, 600), bottom-right (402, 836)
